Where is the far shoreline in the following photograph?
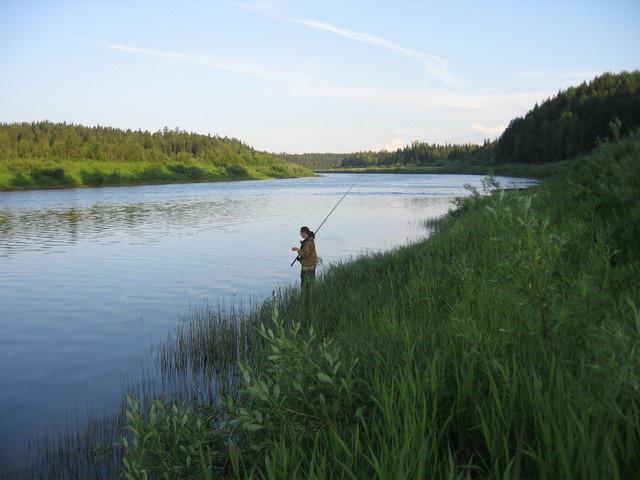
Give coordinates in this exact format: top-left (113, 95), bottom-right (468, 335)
top-left (0, 168), bottom-right (544, 194)
top-left (0, 172), bottom-right (316, 194)
top-left (312, 160), bottom-right (573, 179)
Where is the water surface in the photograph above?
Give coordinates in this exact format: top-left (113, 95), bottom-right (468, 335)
top-left (0, 173), bottom-right (535, 452)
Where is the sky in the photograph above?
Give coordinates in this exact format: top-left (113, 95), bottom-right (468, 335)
top-left (1, 0), bottom-right (638, 153)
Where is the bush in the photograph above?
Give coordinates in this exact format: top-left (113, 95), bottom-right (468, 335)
top-left (80, 170), bottom-right (122, 186)
top-left (167, 163), bottom-right (208, 179)
top-left (30, 166), bottom-right (74, 185)
top-left (121, 396), bottom-right (223, 480)
top-left (135, 167), bottom-right (171, 182)
top-left (227, 308), bottom-right (363, 455)
top-left (10, 172), bottom-right (34, 188)
top-left (225, 164), bottom-right (249, 178)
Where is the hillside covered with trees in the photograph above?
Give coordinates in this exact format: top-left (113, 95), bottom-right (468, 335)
top-left (337, 70), bottom-right (640, 169)
top-left (496, 70), bottom-right (640, 163)
top-left (0, 122), bottom-right (311, 190)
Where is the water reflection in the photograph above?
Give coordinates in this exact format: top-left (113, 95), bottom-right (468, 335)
top-left (0, 173), bottom-right (535, 453)
top-left (0, 198), bottom-right (270, 256)
top-left (0, 174), bottom-right (535, 258)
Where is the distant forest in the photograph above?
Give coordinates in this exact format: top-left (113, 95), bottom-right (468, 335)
top-left (337, 70), bottom-right (640, 168)
top-left (3, 71), bottom-right (638, 181)
top-left (274, 153), bottom-right (347, 170)
top-left (0, 123), bottom-right (277, 165)
top-left (341, 142), bottom-right (493, 168)
top-left (0, 123), bottom-right (310, 189)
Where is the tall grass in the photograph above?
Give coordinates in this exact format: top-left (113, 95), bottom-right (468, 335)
top-left (4, 133), bottom-right (639, 478)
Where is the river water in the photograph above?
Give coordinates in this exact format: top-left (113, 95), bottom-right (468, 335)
top-left (0, 173), bottom-right (535, 454)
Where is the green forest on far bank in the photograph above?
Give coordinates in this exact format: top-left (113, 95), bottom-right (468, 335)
top-left (0, 123), bottom-right (312, 190)
top-left (274, 152), bottom-right (346, 170)
top-left (284, 71), bottom-right (639, 173)
top-left (4, 71), bottom-right (637, 191)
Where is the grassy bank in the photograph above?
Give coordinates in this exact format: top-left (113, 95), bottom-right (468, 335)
top-left (0, 156), bottom-right (312, 191)
top-left (9, 133), bottom-right (640, 478)
top-left (0, 122), bottom-right (313, 191)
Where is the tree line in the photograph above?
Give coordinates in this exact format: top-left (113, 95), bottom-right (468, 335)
top-left (3, 71), bottom-right (638, 172)
top-left (0, 122), bottom-right (276, 167)
top-left (340, 141), bottom-right (493, 168)
top-left (495, 70), bottom-right (640, 163)
top-left (274, 152), bottom-right (347, 170)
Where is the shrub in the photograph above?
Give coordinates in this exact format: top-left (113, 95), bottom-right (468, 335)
top-left (167, 163), bottom-right (207, 180)
top-left (120, 396), bottom-right (223, 480)
top-left (225, 164), bottom-right (249, 178)
top-left (227, 308), bottom-right (363, 456)
top-left (80, 170), bottom-right (122, 186)
top-left (10, 172), bottom-right (34, 188)
top-left (30, 166), bottom-right (74, 185)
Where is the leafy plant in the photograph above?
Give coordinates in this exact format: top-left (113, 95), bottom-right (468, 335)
top-left (120, 396), bottom-right (222, 480)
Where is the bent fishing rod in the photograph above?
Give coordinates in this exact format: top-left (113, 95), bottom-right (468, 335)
top-left (291, 174), bottom-right (363, 267)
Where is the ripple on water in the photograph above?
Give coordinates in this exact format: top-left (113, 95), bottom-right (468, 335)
top-left (0, 173), bottom-right (536, 453)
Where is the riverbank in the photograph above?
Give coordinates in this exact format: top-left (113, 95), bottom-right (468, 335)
top-left (7, 133), bottom-right (639, 478)
top-left (316, 158), bottom-right (575, 179)
top-left (0, 122), bottom-right (313, 191)
top-left (0, 157), bottom-right (313, 191)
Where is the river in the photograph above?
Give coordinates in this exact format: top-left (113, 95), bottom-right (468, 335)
top-left (0, 173), bottom-right (535, 455)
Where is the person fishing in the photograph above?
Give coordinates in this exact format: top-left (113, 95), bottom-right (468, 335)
top-left (289, 174), bottom-right (363, 287)
top-left (291, 226), bottom-right (317, 286)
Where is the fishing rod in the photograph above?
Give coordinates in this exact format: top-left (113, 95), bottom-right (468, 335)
top-left (291, 174), bottom-right (363, 267)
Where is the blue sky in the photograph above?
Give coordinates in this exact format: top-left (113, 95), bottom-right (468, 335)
top-left (1, 0), bottom-right (638, 153)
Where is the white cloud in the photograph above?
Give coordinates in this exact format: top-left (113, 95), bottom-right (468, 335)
top-left (98, 40), bottom-right (552, 149)
top-left (291, 19), bottom-right (459, 86)
top-left (287, 84), bottom-right (546, 111)
top-left (233, 1), bottom-right (459, 85)
top-left (373, 130), bottom-right (410, 151)
top-left (471, 123), bottom-right (505, 137)
top-left (100, 42), bottom-right (317, 86)
top-left (100, 42), bottom-right (537, 112)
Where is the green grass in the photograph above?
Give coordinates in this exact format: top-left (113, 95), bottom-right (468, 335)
top-left (112, 133), bottom-right (640, 479)
top-left (7, 133), bottom-right (639, 479)
top-left (0, 155), bottom-right (313, 191)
